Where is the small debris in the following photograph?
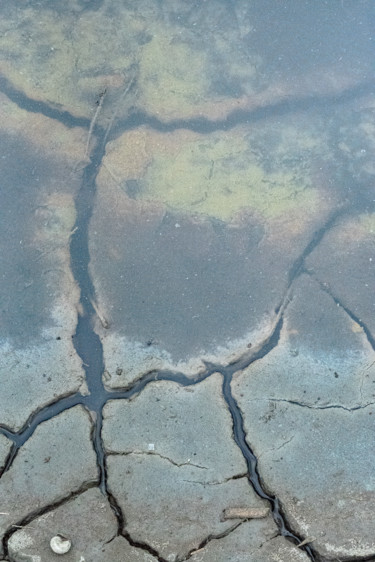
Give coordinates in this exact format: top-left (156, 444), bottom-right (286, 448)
top-left (296, 536), bottom-right (316, 548)
top-left (50, 534), bottom-right (72, 555)
top-left (148, 443), bottom-right (155, 451)
top-left (221, 506), bottom-right (270, 521)
top-left (90, 298), bottom-right (110, 329)
top-left (84, 88), bottom-right (107, 160)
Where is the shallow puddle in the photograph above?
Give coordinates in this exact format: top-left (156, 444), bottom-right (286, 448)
top-left (0, 2), bottom-right (375, 561)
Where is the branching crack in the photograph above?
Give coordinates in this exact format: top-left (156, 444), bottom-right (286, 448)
top-left (106, 450), bottom-right (209, 470)
top-left (308, 272), bottom-right (375, 353)
top-left (2, 30), bottom-right (374, 562)
top-left (182, 520), bottom-right (246, 561)
top-left (120, 529), bottom-right (169, 562)
top-left (0, 393), bottom-right (84, 478)
top-left (222, 373), bottom-right (319, 561)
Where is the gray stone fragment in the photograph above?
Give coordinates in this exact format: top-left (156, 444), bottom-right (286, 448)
top-left (0, 434), bottom-right (11, 472)
top-left (8, 488), bottom-right (156, 561)
top-left (103, 374), bottom-right (269, 561)
top-left (0, 406), bottom-right (98, 556)
top-left (232, 275), bottom-right (375, 559)
top-left (189, 518), bottom-right (310, 561)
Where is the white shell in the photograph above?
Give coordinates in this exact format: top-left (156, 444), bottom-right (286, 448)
top-left (50, 534), bottom-right (72, 555)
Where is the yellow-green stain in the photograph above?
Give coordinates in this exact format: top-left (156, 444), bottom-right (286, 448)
top-left (144, 135), bottom-right (318, 221)
top-left (138, 34), bottom-right (210, 117)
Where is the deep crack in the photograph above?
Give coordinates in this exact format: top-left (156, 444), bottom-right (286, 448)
top-left (182, 521), bottom-right (245, 561)
top-left (220, 370), bottom-right (319, 561)
top-left (0, 47), bottom-right (374, 562)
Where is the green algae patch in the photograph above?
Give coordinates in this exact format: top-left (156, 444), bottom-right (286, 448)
top-left (102, 127), bottom-right (320, 223)
top-left (146, 137), bottom-right (318, 221)
top-left (136, 23), bottom-right (260, 121)
top-left (138, 34), bottom-right (211, 120)
top-left (0, 1), bottom-right (261, 123)
top-left (0, 3), bottom-right (142, 119)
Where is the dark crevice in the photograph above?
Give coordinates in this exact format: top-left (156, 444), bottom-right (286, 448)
top-left (0, 74), bottom-right (89, 129)
top-left (0, 154), bottom-right (348, 562)
top-left (109, 78), bottom-right (375, 140)
top-left (101, 430), bottom-right (125, 537)
top-left (105, 489), bottom-right (124, 533)
top-left (226, 312), bottom-right (284, 374)
top-left (0, 59), bottom-right (373, 562)
top-left (0, 390), bottom-right (83, 441)
top-left (1, 71), bottom-right (375, 143)
top-left (102, 442), bottom-right (163, 562)
top-left (286, 205), bottom-right (349, 289)
top-left (106, 366), bottom-right (215, 397)
top-left (2, 481), bottom-right (98, 559)
top-left (121, 530), bottom-right (169, 562)
top-left (182, 521), bottom-right (244, 561)
top-left (220, 372), bottom-right (318, 561)
top-left (68, 136), bottom-right (110, 497)
top-left (331, 301), bottom-right (375, 353)
top-left (307, 272), bottom-right (375, 353)
top-left (0, 444), bottom-right (17, 480)
top-left (0, 392), bottom-right (84, 476)
top-left (87, 407), bottom-right (106, 493)
top-left (0, 427), bottom-right (16, 443)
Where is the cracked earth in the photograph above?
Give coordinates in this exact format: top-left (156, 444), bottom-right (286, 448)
top-left (0, 1), bottom-right (375, 561)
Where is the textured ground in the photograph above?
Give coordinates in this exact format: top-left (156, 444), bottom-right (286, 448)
top-left (0, 1), bottom-right (375, 561)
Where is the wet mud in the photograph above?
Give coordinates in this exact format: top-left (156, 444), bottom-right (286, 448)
top-left (1, 2), bottom-right (375, 561)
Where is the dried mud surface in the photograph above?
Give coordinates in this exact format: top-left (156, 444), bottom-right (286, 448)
top-left (1, 2), bottom-right (375, 561)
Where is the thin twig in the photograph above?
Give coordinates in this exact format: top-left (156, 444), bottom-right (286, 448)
top-left (89, 297), bottom-right (110, 329)
top-left (103, 73), bottom-right (136, 145)
top-left (84, 89), bottom-right (107, 160)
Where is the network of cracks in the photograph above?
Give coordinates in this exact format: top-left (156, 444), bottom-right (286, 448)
top-left (0, 73), bottom-right (375, 562)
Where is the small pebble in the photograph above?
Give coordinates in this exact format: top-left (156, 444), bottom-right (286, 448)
top-left (50, 534), bottom-right (72, 555)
